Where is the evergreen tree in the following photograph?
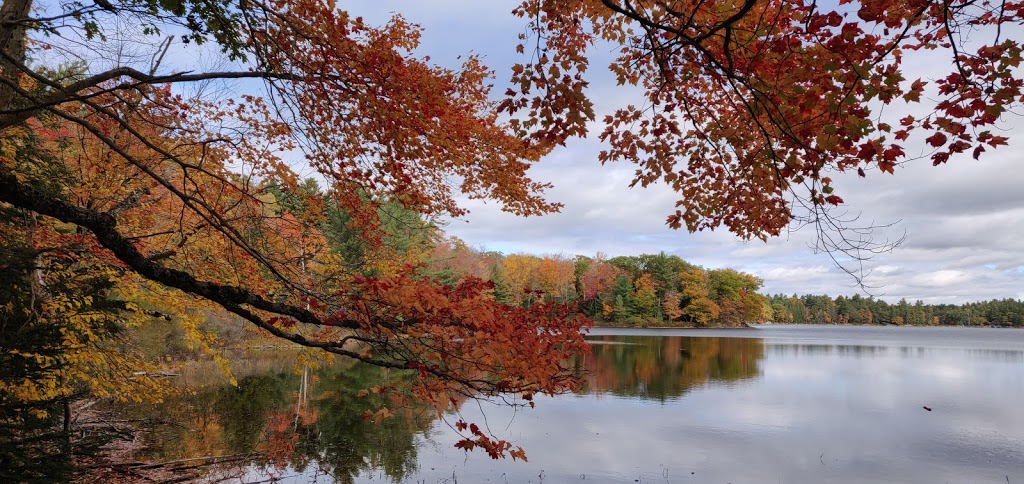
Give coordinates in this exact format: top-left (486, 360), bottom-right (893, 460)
top-left (489, 264), bottom-right (512, 305)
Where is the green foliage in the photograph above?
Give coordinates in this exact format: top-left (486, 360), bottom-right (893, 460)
top-left (771, 301), bottom-right (794, 323)
top-left (607, 256), bottom-right (643, 278)
top-left (613, 295), bottom-right (628, 321)
top-left (68, 0), bottom-right (249, 60)
top-left (767, 294), bottom-right (1024, 327)
top-left (638, 252), bottom-right (688, 297)
top-left (266, 179), bottom-right (440, 274)
top-left (611, 274), bottom-right (632, 302)
top-left (489, 264), bottom-right (512, 305)
top-left (707, 268), bottom-right (763, 301)
top-left (573, 256), bottom-right (591, 296)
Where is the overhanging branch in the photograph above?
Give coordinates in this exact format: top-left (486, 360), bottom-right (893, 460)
top-left (0, 164), bottom-right (352, 330)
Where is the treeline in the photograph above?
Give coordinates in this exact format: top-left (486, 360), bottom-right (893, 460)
top-left (267, 181), bottom-right (776, 328)
top-left (769, 294), bottom-right (1024, 327)
top-left (424, 238), bottom-right (1024, 329)
top-left (424, 239), bottom-right (771, 327)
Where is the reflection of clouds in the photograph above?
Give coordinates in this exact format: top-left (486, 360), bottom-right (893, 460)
top-left (350, 329), bottom-right (1024, 484)
top-left (926, 363), bottom-right (967, 382)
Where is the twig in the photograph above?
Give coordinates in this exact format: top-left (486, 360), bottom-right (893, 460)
top-left (159, 473), bottom-right (201, 484)
top-left (92, 452), bottom-right (259, 470)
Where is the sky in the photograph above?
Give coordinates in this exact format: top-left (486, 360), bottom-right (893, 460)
top-left (335, 1), bottom-right (1024, 305)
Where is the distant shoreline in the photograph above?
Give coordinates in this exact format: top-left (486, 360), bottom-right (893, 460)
top-left (590, 322), bottom-right (1022, 329)
top-left (590, 321), bottom-right (753, 329)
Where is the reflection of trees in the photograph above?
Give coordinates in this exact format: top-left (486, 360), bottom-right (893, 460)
top-left (294, 364), bottom-right (434, 483)
top-left (132, 373), bottom-right (292, 462)
top-left (109, 336), bottom-right (766, 478)
top-left (582, 336), bottom-right (763, 401)
top-left (126, 360), bottom-right (433, 483)
top-left (218, 374), bottom-right (293, 454)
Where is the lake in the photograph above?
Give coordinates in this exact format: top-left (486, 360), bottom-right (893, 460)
top-left (125, 326), bottom-right (1024, 483)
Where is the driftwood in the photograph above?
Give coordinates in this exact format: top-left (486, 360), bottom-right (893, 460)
top-left (87, 452), bottom-right (259, 471)
top-left (129, 371), bottom-right (180, 378)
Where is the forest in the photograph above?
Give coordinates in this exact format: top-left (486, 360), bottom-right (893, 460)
top-left (424, 232), bottom-right (1024, 328)
top-left (768, 293), bottom-right (1024, 327)
top-left (426, 239), bottom-right (770, 327)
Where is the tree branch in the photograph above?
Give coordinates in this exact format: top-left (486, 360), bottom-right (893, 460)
top-left (0, 164), bottom-right (353, 330)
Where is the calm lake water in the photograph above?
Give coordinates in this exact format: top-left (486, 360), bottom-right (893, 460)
top-left (129, 326), bottom-right (1024, 483)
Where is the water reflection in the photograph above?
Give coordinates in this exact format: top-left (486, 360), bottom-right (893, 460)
top-left (83, 328), bottom-right (1024, 483)
top-left (109, 336), bottom-right (768, 479)
top-left (765, 343), bottom-right (890, 356)
top-left (765, 342), bottom-right (1024, 362)
top-left (123, 358), bottom-right (432, 483)
top-left (582, 335), bottom-right (763, 400)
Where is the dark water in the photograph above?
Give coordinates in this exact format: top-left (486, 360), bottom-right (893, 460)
top-left (129, 326), bottom-right (1024, 483)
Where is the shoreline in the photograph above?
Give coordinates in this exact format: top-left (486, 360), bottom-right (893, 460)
top-left (589, 322), bottom-right (1022, 329)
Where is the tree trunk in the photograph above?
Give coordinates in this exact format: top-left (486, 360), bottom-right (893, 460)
top-left (62, 378), bottom-right (72, 455)
top-left (0, 0), bottom-right (32, 111)
top-left (63, 396), bottom-right (72, 434)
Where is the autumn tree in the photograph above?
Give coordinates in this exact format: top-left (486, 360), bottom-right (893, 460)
top-left (662, 291), bottom-right (684, 321)
top-left (0, 0), bottom-right (586, 460)
top-left (508, 0), bottom-right (1024, 279)
top-left (578, 256), bottom-right (620, 297)
top-left (0, 203), bottom-right (181, 479)
top-left (739, 290), bottom-right (773, 324)
top-left (771, 301), bottom-right (794, 324)
top-left (678, 267), bottom-right (720, 326)
top-left (424, 247), bottom-right (772, 327)
top-left (502, 254), bottom-right (543, 307)
top-left (631, 273), bottom-right (661, 319)
top-left (535, 255), bottom-right (577, 303)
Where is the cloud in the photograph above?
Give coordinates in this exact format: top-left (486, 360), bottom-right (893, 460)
top-left (910, 270), bottom-right (971, 288)
top-left (759, 265), bottom-right (832, 283)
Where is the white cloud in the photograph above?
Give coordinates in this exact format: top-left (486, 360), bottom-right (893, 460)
top-left (759, 266), bottom-right (832, 283)
top-left (910, 270), bottom-right (971, 288)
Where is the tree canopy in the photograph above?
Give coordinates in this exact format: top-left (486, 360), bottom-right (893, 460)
top-left (1, 0), bottom-right (1022, 459)
top-left (507, 0), bottom-right (1022, 241)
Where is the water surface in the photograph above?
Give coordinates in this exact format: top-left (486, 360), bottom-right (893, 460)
top-left (130, 326), bottom-right (1024, 483)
